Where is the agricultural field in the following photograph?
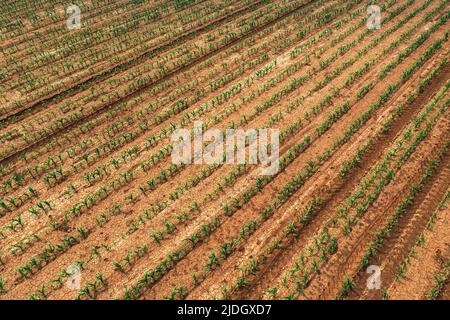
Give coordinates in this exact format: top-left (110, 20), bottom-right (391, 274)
top-left (0, 0), bottom-right (449, 301)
